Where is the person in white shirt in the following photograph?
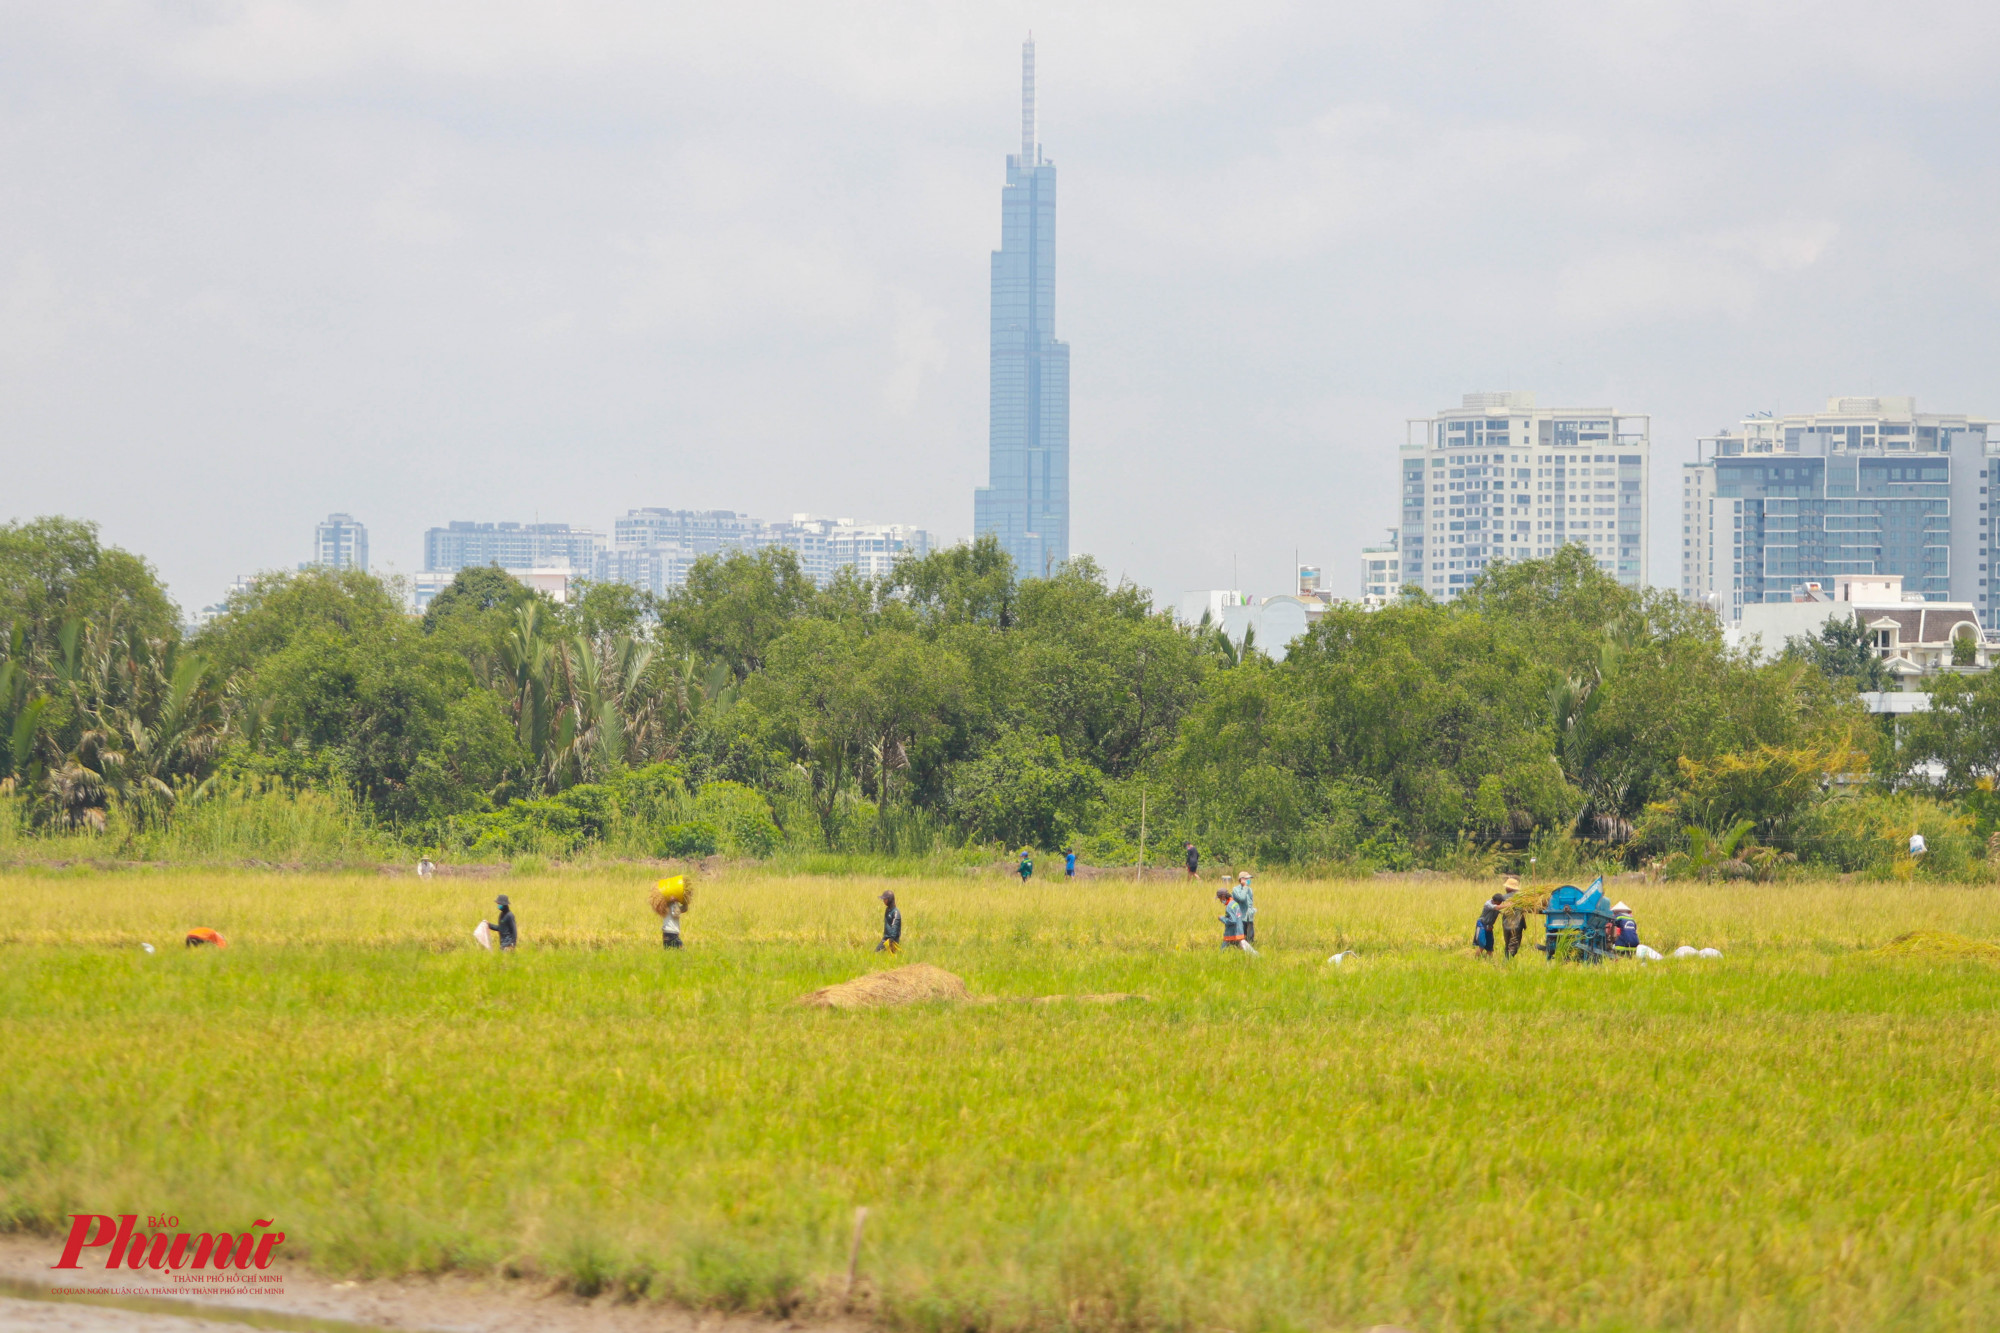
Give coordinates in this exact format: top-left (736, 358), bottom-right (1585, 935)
top-left (1909, 832), bottom-right (1927, 857)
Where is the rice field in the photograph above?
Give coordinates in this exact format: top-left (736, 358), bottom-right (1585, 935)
top-left (3, 865), bottom-right (1999, 1332)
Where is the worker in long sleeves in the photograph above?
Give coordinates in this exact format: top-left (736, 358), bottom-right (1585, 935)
top-left (1500, 877), bottom-right (1526, 958)
top-left (1232, 872), bottom-right (1257, 945)
top-left (1474, 892), bottom-right (1502, 954)
top-left (488, 895), bottom-right (517, 951)
top-left (876, 891), bottom-right (903, 954)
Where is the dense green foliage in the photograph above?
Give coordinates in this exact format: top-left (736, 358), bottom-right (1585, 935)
top-left (1, 515), bottom-right (1993, 874)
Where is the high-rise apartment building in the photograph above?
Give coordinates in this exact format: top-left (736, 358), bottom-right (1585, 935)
top-left (1359, 532), bottom-right (1401, 601)
top-left (973, 37), bottom-right (1070, 580)
top-left (1682, 397), bottom-right (1996, 623)
top-left (423, 522), bottom-right (606, 575)
top-left (1394, 393), bottom-right (1650, 599)
top-left (314, 513), bottom-right (368, 572)
top-left (601, 508), bottom-right (934, 595)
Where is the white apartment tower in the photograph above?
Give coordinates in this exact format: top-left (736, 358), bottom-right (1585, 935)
top-left (1396, 393), bottom-right (1650, 600)
top-left (314, 513), bottom-right (368, 572)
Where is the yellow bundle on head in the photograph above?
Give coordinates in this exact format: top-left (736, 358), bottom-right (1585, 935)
top-left (649, 875), bottom-right (693, 917)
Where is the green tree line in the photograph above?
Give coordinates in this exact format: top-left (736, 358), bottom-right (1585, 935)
top-left (4, 514), bottom-right (1994, 876)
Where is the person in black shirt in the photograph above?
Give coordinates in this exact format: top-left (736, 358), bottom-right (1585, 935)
top-left (876, 891), bottom-right (902, 954)
top-left (488, 895), bottom-right (517, 951)
top-left (1473, 892), bottom-right (1502, 954)
top-left (1184, 843), bottom-right (1200, 879)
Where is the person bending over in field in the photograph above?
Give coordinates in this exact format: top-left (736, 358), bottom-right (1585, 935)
top-left (1610, 901), bottom-right (1639, 958)
top-left (1218, 888), bottom-right (1256, 954)
top-left (1473, 892), bottom-right (1502, 955)
top-left (487, 895), bottom-right (517, 951)
top-left (877, 891), bottom-right (903, 954)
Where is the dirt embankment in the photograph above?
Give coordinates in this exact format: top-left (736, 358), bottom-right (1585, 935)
top-left (0, 1234), bottom-right (872, 1333)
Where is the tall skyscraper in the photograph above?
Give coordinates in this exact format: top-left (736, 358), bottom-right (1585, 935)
top-left (314, 513), bottom-right (368, 572)
top-left (974, 36), bottom-right (1070, 579)
top-left (1682, 397), bottom-right (1995, 623)
top-left (1391, 392), bottom-right (1650, 601)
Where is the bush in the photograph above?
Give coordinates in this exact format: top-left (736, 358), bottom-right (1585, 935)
top-left (1790, 792), bottom-right (1983, 880)
top-left (692, 780), bottom-right (782, 858)
top-left (658, 822), bottom-right (720, 858)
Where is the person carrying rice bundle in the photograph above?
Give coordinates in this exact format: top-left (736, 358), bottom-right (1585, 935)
top-left (1500, 876), bottom-right (1526, 958)
top-left (651, 876), bottom-right (693, 949)
top-left (1473, 892), bottom-right (1503, 955)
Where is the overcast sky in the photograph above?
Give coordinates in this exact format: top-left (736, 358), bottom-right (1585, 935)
top-left (6, 1), bottom-right (2000, 612)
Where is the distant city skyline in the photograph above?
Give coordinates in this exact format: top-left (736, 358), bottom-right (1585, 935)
top-left (8, 10), bottom-right (2000, 613)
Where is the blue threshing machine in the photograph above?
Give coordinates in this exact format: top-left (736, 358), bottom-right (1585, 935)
top-left (1540, 876), bottom-right (1620, 963)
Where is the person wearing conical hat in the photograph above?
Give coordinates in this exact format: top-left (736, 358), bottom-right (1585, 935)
top-left (1500, 876), bottom-right (1527, 958)
top-left (1609, 901), bottom-right (1640, 957)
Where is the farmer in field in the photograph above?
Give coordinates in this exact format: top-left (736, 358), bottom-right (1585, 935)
top-left (1217, 887), bottom-right (1255, 953)
top-left (1018, 848), bottom-right (1034, 882)
top-left (650, 876), bottom-right (692, 949)
top-left (1185, 843), bottom-right (1200, 879)
top-left (1474, 892), bottom-right (1502, 954)
top-left (1231, 871), bottom-right (1256, 944)
top-left (487, 894), bottom-right (517, 951)
top-left (877, 890), bottom-right (902, 954)
top-left (1610, 902), bottom-right (1640, 957)
top-left (1500, 877), bottom-right (1526, 958)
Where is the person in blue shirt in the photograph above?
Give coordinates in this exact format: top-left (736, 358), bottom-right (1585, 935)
top-left (1231, 872), bottom-right (1256, 944)
top-left (1064, 847), bottom-right (1077, 878)
top-left (1217, 888), bottom-right (1257, 954)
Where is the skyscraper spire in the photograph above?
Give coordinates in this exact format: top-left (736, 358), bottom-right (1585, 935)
top-left (1020, 35), bottom-right (1036, 165)
top-left (976, 36), bottom-right (1069, 579)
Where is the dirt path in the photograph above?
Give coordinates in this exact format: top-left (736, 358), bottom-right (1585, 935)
top-left (0, 1236), bottom-right (865, 1333)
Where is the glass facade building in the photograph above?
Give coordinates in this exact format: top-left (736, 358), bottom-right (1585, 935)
top-left (1683, 398), bottom-right (1997, 623)
top-left (1393, 392), bottom-right (1650, 600)
top-left (973, 37), bottom-right (1070, 579)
